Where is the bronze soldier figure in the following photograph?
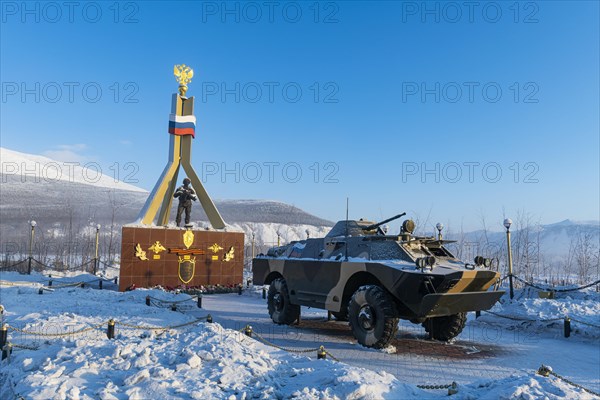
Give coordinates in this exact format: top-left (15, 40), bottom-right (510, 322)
top-left (174, 178), bottom-right (197, 226)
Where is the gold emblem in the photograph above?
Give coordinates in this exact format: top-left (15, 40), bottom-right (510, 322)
top-left (134, 244), bottom-right (148, 261)
top-left (174, 64), bottom-right (194, 96)
top-left (178, 256), bottom-right (195, 284)
top-left (149, 241), bottom-right (166, 254)
top-left (223, 246), bottom-right (235, 262)
top-left (183, 230), bottom-right (194, 249)
top-left (208, 243), bottom-right (223, 253)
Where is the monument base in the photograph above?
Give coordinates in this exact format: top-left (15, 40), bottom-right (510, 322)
top-left (119, 226), bottom-right (244, 291)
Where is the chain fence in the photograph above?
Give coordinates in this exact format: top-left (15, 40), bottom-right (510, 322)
top-left (511, 275), bottom-right (600, 293)
top-left (537, 365), bottom-right (600, 397)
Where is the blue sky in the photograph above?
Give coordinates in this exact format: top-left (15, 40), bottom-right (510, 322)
top-left (1, 1), bottom-right (598, 231)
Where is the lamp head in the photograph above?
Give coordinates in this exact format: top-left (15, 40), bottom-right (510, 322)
top-left (503, 218), bottom-right (512, 230)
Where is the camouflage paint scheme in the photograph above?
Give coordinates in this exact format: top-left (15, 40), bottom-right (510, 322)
top-left (253, 218), bottom-right (504, 320)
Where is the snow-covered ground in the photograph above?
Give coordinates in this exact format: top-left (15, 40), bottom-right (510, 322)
top-left (0, 271), bottom-right (598, 399)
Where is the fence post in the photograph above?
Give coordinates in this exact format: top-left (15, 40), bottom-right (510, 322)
top-left (99, 280), bottom-right (103, 290)
top-left (1, 343), bottom-right (12, 361)
top-left (244, 325), bottom-right (253, 337)
top-left (262, 287), bottom-right (266, 299)
top-left (146, 296), bottom-right (150, 306)
top-left (107, 319), bottom-right (115, 339)
top-left (0, 324), bottom-right (7, 349)
top-left (564, 317), bottom-right (571, 338)
top-left (197, 295), bottom-right (202, 308)
top-left (317, 346), bottom-right (326, 360)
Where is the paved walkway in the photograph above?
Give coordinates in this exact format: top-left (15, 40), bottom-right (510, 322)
top-left (184, 291), bottom-right (599, 390)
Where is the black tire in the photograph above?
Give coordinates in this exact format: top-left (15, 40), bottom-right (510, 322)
top-left (422, 312), bottom-right (467, 341)
top-left (348, 285), bottom-right (399, 348)
top-left (267, 278), bottom-right (300, 325)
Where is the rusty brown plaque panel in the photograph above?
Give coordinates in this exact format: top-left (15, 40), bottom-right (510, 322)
top-left (119, 226), bottom-right (244, 291)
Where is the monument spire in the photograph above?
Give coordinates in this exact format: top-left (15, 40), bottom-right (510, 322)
top-left (136, 64), bottom-right (225, 229)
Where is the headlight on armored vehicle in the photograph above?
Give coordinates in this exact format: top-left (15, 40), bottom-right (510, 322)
top-left (415, 256), bottom-right (435, 270)
top-left (474, 256), bottom-right (492, 268)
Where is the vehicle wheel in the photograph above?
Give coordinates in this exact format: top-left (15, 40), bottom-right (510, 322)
top-left (422, 312), bottom-right (467, 341)
top-left (348, 285), bottom-right (399, 348)
top-left (268, 278), bottom-right (300, 325)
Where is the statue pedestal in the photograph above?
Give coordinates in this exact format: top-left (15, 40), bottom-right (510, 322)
top-left (119, 226), bottom-right (244, 291)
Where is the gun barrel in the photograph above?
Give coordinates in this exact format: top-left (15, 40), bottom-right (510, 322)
top-left (362, 212), bottom-right (406, 231)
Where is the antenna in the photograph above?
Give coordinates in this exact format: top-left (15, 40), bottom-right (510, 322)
top-left (345, 197), bottom-right (349, 261)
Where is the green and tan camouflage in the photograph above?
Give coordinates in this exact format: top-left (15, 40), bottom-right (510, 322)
top-left (253, 214), bottom-right (505, 347)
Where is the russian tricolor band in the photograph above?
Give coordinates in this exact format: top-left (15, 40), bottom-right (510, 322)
top-left (168, 114), bottom-right (196, 138)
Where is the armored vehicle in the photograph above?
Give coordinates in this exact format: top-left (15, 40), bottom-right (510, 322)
top-left (252, 213), bottom-right (504, 348)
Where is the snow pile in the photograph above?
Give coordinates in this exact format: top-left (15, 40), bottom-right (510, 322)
top-left (1, 273), bottom-right (596, 399)
top-left (0, 277), bottom-right (420, 399)
top-left (482, 288), bottom-right (600, 338)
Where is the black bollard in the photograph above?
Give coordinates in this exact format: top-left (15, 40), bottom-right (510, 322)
top-left (1, 343), bottom-right (12, 361)
top-left (238, 285), bottom-right (243, 295)
top-left (48, 280), bottom-right (52, 287)
top-left (114, 277), bottom-right (118, 285)
top-left (197, 295), bottom-right (202, 308)
top-left (564, 317), bottom-right (571, 338)
top-left (262, 287), bottom-right (266, 299)
top-left (476, 310), bottom-right (481, 319)
top-left (107, 320), bottom-right (115, 339)
top-left (317, 346), bottom-right (326, 360)
top-left (171, 304), bottom-right (177, 312)
top-left (80, 282), bottom-right (85, 289)
top-left (244, 325), bottom-right (253, 337)
top-left (206, 314), bottom-right (213, 323)
top-left (38, 288), bottom-right (43, 295)
top-left (0, 324), bottom-right (7, 349)
top-left (99, 280), bottom-right (103, 290)
top-left (145, 296), bottom-right (150, 306)
top-left (246, 279), bottom-right (251, 288)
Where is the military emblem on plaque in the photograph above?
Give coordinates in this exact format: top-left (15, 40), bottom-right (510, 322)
top-left (178, 256), bottom-right (195, 284)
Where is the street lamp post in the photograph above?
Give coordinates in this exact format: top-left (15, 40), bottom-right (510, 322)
top-left (276, 231), bottom-right (281, 247)
top-left (28, 220), bottom-right (36, 275)
top-left (504, 218), bottom-right (514, 300)
top-left (436, 222), bottom-right (444, 241)
top-left (94, 224), bottom-right (101, 275)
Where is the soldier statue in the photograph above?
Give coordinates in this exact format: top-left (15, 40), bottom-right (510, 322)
top-left (174, 178), bottom-right (197, 226)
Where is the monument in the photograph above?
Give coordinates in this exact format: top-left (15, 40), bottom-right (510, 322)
top-left (119, 65), bottom-right (244, 291)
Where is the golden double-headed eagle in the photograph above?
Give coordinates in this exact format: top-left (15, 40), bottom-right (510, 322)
top-left (174, 64), bottom-right (194, 96)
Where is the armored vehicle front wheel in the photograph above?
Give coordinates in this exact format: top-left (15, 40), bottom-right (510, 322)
top-left (422, 312), bottom-right (467, 341)
top-left (268, 278), bottom-right (300, 325)
top-left (348, 285), bottom-right (399, 349)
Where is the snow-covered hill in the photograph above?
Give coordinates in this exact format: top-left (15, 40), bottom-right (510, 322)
top-left (0, 148), bottom-right (331, 241)
top-left (0, 147), bottom-right (145, 193)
